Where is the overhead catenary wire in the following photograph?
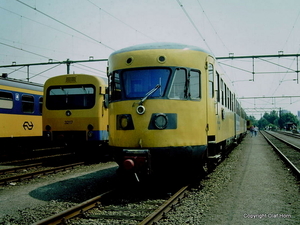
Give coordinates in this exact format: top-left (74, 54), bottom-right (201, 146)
top-left (87, 0), bottom-right (157, 42)
top-left (281, 9), bottom-right (300, 51)
top-left (15, 0), bottom-right (115, 51)
top-left (0, 6), bottom-right (101, 53)
top-left (0, 41), bottom-right (53, 60)
top-left (196, 0), bottom-right (231, 53)
top-left (175, 0), bottom-right (214, 54)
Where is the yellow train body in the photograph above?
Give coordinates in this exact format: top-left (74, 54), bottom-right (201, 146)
top-left (109, 99), bottom-right (207, 148)
top-left (0, 114), bottom-right (42, 137)
top-left (108, 43), bottom-right (247, 179)
top-left (42, 74), bottom-right (108, 146)
top-left (0, 77), bottom-right (43, 139)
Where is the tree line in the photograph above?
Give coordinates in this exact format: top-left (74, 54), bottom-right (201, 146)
top-left (248, 110), bottom-right (299, 131)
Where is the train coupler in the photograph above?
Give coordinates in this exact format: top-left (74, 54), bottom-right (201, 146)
top-left (122, 149), bottom-right (152, 177)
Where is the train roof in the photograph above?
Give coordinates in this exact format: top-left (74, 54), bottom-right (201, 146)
top-left (44, 74), bottom-right (107, 86)
top-left (110, 42), bottom-right (213, 56)
top-left (0, 76), bottom-right (43, 92)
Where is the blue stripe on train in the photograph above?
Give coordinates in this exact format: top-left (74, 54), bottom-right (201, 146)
top-left (88, 130), bottom-right (109, 141)
top-left (0, 89), bottom-right (42, 115)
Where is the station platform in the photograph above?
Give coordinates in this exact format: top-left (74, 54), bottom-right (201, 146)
top-left (197, 132), bottom-right (300, 224)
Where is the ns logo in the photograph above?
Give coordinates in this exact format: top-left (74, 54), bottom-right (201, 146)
top-left (23, 121), bottom-right (34, 130)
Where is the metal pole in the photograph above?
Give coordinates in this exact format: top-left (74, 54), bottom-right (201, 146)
top-left (252, 57), bottom-right (255, 81)
top-left (297, 56), bottom-right (299, 84)
top-left (66, 59), bottom-right (70, 74)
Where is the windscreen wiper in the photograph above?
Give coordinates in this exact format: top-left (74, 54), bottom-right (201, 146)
top-left (139, 84), bottom-right (161, 105)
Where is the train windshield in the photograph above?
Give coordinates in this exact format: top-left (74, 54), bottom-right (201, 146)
top-left (46, 85), bottom-right (95, 110)
top-left (115, 68), bottom-right (170, 100)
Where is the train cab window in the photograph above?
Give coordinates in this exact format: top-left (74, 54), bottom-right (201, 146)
top-left (22, 95), bottom-right (34, 113)
top-left (169, 68), bottom-right (187, 99)
top-left (111, 72), bottom-right (121, 101)
top-left (189, 70), bottom-right (200, 99)
top-left (208, 64), bottom-right (214, 98)
top-left (46, 85), bottom-right (95, 110)
top-left (121, 68), bottom-right (170, 99)
top-left (0, 91), bottom-right (13, 109)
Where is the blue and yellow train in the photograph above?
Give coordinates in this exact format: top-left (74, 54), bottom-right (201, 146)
top-left (107, 43), bottom-right (247, 181)
top-left (0, 75), bottom-right (43, 156)
top-left (42, 74), bottom-right (109, 157)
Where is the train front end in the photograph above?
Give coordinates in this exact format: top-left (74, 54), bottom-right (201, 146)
top-left (43, 74), bottom-right (109, 156)
top-left (108, 43), bottom-right (210, 180)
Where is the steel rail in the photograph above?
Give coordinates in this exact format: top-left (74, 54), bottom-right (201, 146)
top-left (260, 131), bottom-right (300, 177)
top-left (138, 185), bottom-right (189, 225)
top-left (0, 162), bottom-right (84, 185)
top-left (276, 131), bottom-right (300, 139)
top-left (32, 184), bottom-right (190, 225)
top-left (265, 131), bottom-right (300, 151)
top-left (32, 190), bottom-right (114, 225)
top-left (0, 163), bottom-right (42, 174)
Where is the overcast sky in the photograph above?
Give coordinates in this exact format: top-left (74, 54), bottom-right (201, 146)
top-left (1, 0), bottom-right (300, 117)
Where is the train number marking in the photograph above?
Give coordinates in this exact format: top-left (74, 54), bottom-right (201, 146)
top-left (64, 120), bottom-right (73, 124)
top-left (23, 121), bottom-right (34, 130)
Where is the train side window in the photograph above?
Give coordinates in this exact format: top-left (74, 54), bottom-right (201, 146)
top-left (0, 91), bottom-right (13, 109)
top-left (216, 72), bottom-right (220, 102)
top-left (169, 68), bottom-right (187, 99)
top-left (229, 91), bottom-right (232, 111)
top-left (233, 94), bottom-right (235, 112)
top-left (221, 79), bottom-right (224, 105)
top-left (39, 97), bottom-right (43, 114)
top-left (208, 64), bottom-right (214, 98)
top-left (22, 95), bottom-right (34, 113)
top-left (226, 87), bottom-right (230, 109)
top-left (189, 70), bottom-right (200, 99)
top-left (224, 84), bottom-right (227, 107)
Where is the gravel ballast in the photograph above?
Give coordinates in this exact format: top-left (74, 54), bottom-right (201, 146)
top-left (0, 161), bottom-right (118, 224)
top-left (1, 133), bottom-right (299, 224)
top-left (158, 134), bottom-right (300, 224)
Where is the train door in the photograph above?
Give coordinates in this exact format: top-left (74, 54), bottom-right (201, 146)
top-left (206, 56), bottom-right (220, 160)
top-left (206, 56), bottom-right (217, 143)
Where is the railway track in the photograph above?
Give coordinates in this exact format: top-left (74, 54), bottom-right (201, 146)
top-left (32, 183), bottom-right (192, 225)
top-left (0, 146), bottom-right (67, 163)
top-left (276, 130), bottom-right (300, 139)
top-left (0, 162), bottom-right (84, 185)
top-left (260, 130), bottom-right (300, 178)
top-left (0, 152), bottom-right (74, 166)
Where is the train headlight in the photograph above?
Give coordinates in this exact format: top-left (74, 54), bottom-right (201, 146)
top-left (154, 113), bottom-right (168, 129)
top-left (136, 105), bottom-right (146, 115)
top-left (120, 116), bottom-right (128, 129)
top-left (119, 115), bottom-right (132, 130)
top-left (117, 114), bottom-right (134, 130)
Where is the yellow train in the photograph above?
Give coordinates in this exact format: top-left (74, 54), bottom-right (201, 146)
top-left (0, 75), bottom-right (43, 157)
top-left (107, 43), bottom-right (247, 181)
top-left (42, 74), bottom-right (109, 157)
